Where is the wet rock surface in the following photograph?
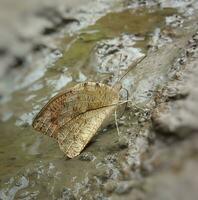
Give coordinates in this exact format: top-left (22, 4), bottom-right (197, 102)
top-left (152, 31), bottom-right (198, 137)
top-left (0, 0), bottom-right (198, 200)
top-left (92, 34), bottom-right (144, 73)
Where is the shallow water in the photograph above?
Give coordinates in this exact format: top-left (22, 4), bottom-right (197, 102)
top-left (0, 3), bottom-right (179, 199)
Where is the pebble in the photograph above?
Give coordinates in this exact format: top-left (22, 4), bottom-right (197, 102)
top-left (61, 187), bottom-right (76, 200)
top-left (104, 180), bottom-right (117, 193)
top-left (118, 136), bottom-right (129, 149)
top-left (114, 181), bottom-right (141, 195)
top-left (96, 166), bottom-right (112, 181)
top-left (79, 152), bottom-right (95, 161)
top-left (114, 181), bottom-right (133, 195)
top-left (94, 194), bottom-right (109, 200)
top-left (138, 117), bottom-right (146, 123)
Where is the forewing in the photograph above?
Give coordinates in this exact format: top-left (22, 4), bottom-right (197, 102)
top-left (32, 82), bottom-right (119, 139)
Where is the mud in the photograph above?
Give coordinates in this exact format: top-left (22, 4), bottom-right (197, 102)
top-left (0, 0), bottom-right (198, 199)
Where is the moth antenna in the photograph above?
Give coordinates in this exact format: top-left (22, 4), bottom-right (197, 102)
top-left (114, 54), bottom-right (147, 87)
top-left (117, 54), bottom-right (123, 79)
top-left (112, 53), bottom-right (123, 85)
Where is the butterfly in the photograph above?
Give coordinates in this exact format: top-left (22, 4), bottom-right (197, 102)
top-left (32, 82), bottom-right (122, 158)
top-left (32, 56), bottom-right (146, 158)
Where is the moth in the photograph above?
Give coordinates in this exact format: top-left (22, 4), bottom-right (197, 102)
top-left (32, 56), bottom-right (146, 158)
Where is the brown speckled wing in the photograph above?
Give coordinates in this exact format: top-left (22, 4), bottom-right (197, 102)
top-left (32, 82), bottom-right (119, 157)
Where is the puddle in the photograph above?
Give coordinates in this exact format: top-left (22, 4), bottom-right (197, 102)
top-left (0, 3), bottom-right (180, 200)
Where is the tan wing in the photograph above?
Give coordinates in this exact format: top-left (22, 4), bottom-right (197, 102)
top-left (32, 82), bottom-right (119, 139)
top-left (58, 104), bottom-right (117, 158)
